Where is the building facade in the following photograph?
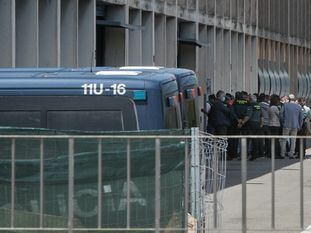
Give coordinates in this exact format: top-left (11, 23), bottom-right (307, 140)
top-left (0, 0), bottom-right (310, 96)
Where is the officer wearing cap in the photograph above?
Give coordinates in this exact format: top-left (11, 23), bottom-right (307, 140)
top-left (231, 92), bottom-right (253, 158)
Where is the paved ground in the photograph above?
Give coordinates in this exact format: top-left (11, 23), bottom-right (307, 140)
top-left (219, 154), bottom-right (311, 233)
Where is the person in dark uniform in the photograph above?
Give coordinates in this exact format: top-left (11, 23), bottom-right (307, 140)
top-left (208, 90), bottom-right (235, 135)
top-left (247, 95), bottom-right (263, 160)
top-left (232, 92), bottom-right (253, 159)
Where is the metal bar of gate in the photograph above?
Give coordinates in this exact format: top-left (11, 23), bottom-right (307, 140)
top-left (68, 139), bottom-right (75, 233)
top-left (155, 138), bottom-right (161, 233)
top-left (127, 139), bottom-right (131, 229)
top-left (40, 139), bottom-right (44, 228)
top-left (271, 138), bottom-right (275, 229)
top-left (184, 139), bottom-right (189, 231)
top-left (10, 138), bottom-right (16, 228)
top-left (213, 139), bottom-right (218, 228)
top-left (98, 139), bottom-right (103, 228)
top-left (241, 138), bottom-right (247, 233)
top-left (300, 139), bottom-right (304, 229)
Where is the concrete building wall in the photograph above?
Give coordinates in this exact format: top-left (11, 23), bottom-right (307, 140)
top-left (0, 0), bottom-right (310, 97)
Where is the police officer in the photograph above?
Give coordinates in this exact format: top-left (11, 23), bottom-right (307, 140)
top-left (232, 92), bottom-right (253, 159)
top-left (247, 95), bottom-right (263, 160)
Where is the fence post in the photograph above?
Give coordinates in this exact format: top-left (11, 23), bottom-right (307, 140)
top-left (241, 138), bottom-right (247, 233)
top-left (300, 139), bottom-right (304, 229)
top-left (68, 138), bottom-right (75, 233)
top-left (213, 139), bottom-right (218, 229)
top-left (155, 138), bottom-right (161, 233)
top-left (126, 139), bottom-right (131, 229)
top-left (184, 138), bottom-right (189, 232)
top-left (97, 139), bottom-right (103, 229)
top-left (271, 138), bottom-right (275, 229)
top-left (11, 138), bottom-right (16, 228)
top-left (40, 139), bottom-right (44, 228)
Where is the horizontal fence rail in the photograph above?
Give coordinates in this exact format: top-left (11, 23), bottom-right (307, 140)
top-left (0, 132), bottom-right (309, 232)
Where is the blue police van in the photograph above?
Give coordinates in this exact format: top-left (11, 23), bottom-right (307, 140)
top-left (119, 66), bottom-right (202, 128)
top-left (0, 69), bottom-right (182, 131)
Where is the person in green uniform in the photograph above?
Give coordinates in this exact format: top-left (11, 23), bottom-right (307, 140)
top-left (247, 95), bottom-right (264, 160)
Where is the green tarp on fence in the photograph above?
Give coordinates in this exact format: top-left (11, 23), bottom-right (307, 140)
top-left (0, 127), bottom-right (190, 230)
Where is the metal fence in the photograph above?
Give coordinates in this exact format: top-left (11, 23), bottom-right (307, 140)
top-left (0, 128), bottom-right (228, 233)
top-left (216, 135), bottom-right (311, 233)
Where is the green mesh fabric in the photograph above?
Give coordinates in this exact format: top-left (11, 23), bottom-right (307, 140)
top-left (0, 127), bottom-right (190, 230)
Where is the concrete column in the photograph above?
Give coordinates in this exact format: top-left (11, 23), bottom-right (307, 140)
top-left (231, 32), bottom-right (239, 93)
top-left (224, 30), bottom-right (231, 93)
top-left (199, 0), bottom-right (207, 14)
top-left (237, 0), bottom-right (244, 25)
top-left (142, 11), bottom-right (155, 65)
top-left (39, 0), bottom-right (60, 67)
top-left (238, 33), bottom-right (245, 91)
top-left (244, 0), bottom-right (251, 26)
top-left (0, 0), bottom-right (15, 67)
top-left (231, 0), bottom-right (238, 22)
top-left (129, 9), bottom-right (142, 65)
top-left (155, 14), bottom-right (166, 66)
top-left (61, 0), bottom-right (78, 67)
top-left (215, 29), bottom-right (224, 92)
top-left (251, 36), bottom-right (258, 93)
top-left (207, 26), bottom-right (215, 93)
top-left (78, 0), bottom-right (96, 67)
top-left (206, 0), bottom-right (215, 16)
top-left (198, 24), bottom-right (208, 92)
top-left (166, 17), bottom-right (177, 67)
top-left (16, 0), bottom-right (39, 67)
top-left (245, 35), bottom-right (251, 92)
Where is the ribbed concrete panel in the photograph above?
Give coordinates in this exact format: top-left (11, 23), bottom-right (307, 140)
top-left (244, 0), bottom-right (251, 26)
top-left (0, 0), bottom-right (15, 67)
top-left (39, 0), bottom-right (60, 67)
top-left (178, 0), bottom-right (187, 8)
top-left (237, 33), bottom-right (245, 91)
top-left (78, 0), bottom-right (95, 67)
top-left (216, 0), bottom-right (224, 18)
top-left (231, 32), bottom-right (238, 93)
top-left (280, 0), bottom-right (287, 35)
top-left (258, 0), bottom-right (264, 29)
top-left (199, 0), bottom-right (207, 14)
top-left (223, 30), bottom-right (231, 93)
top-left (198, 24), bottom-right (207, 91)
top-left (215, 29), bottom-right (224, 92)
top-left (61, 0), bottom-right (78, 67)
top-left (206, 0), bottom-right (215, 15)
top-left (231, 0), bottom-right (237, 21)
top-left (142, 11), bottom-right (154, 65)
top-left (250, 0), bottom-right (257, 26)
top-left (188, 0), bottom-right (196, 10)
top-left (155, 14), bottom-right (166, 66)
top-left (237, 0), bottom-right (244, 24)
top-left (206, 26), bottom-right (215, 92)
top-left (251, 37), bottom-right (258, 93)
top-left (245, 36), bottom-right (251, 91)
top-left (166, 17), bottom-right (177, 67)
top-left (129, 9), bottom-right (142, 65)
top-left (16, 0), bottom-right (38, 67)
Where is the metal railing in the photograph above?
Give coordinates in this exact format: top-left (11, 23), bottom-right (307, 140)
top-left (217, 135), bottom-right (310, 233)
top-left (0, 130), bottom-right (228, 233)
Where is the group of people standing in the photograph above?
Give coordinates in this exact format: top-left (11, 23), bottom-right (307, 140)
top-left (202, 91), bottom-right (311, 160)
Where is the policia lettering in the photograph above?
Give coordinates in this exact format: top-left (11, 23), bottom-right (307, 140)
top-left (82, 83), bottom-right (126, 95)
top-left (1, 181), bottom-right (146, 218)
